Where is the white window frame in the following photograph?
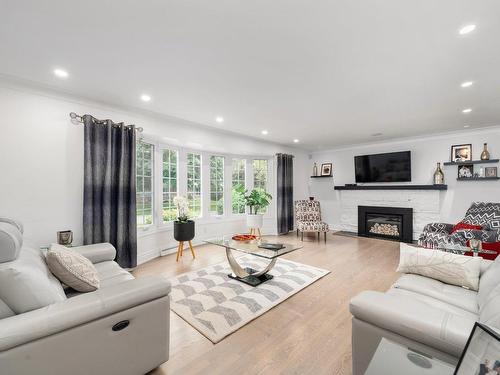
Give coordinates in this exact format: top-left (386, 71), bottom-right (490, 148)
top-left (136, 139), bottom-right (155, 231)
top-left (186, 151), bottom-right (203, 219)
top-left (209, 154), bottom-right (225, 217)
top-left (160, 147), bottom-right (179, 224)
top-left (231, 158), bottom-right (247, 215)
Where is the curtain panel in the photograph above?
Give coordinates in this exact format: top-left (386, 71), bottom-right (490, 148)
top-left (83, 115), bottom-right (137, 268)
top-left (277, 154), bottom-right (294, 234)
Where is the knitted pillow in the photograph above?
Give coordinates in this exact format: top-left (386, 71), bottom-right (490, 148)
top-left (46, 244), bottom-right (100, 292)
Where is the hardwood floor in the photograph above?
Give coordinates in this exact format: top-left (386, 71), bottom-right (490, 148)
top-left (133, 233), bottom-right (401, 375)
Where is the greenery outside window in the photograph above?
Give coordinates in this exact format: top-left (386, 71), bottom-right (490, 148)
top-left (232, 159), bottom-right (246, 214)
top-left (187, 153), bottom-right (202, 218)
top-left (136, 141), bottom-right (154, 227)
top-left (162, 149), bottom-right (178, 222)
top-left (210, 156), bottom-right (224, 215)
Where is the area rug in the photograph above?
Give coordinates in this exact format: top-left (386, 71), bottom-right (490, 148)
top-left (168, 256), bottom-right (330, 343)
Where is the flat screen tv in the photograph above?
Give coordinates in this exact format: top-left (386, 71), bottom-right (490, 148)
top-left (355, 151), bottom-right (411, 183)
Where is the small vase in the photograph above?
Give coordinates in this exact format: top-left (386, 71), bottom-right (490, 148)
top-left (174, 220), bottom-right (195, 241)
top-left (433, 162), bottom-right (444, 185)
top-left (480, 143), bottom-right (490, 160)
top-left (312, 163), bottom-right (318, 176)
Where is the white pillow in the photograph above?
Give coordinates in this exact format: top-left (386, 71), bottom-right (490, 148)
top-left (397, 243), bottom-right (482, 291)
top-left (0, 247), bottom-right (66, 314)
top-left (47, 244), bottom-right (100, 292)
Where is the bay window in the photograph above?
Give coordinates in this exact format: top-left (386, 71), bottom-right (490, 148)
top-left (253, 159), bottom-right (268, 190)
top-left (209, 156), bottom-right (224, 215)
top-left (162, 149), bottom-right (178, 222)
top-left (232, 159), bottom-right (246, 214)
top-left (136, 141), bottom-right (154, 227)
top-left (187, 153), bottom-right (202, 218)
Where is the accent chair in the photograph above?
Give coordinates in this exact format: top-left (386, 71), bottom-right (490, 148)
top-left (295, 200), bottom-right (329, 242)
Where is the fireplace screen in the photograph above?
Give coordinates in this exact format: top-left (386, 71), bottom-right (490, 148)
top-left (366, 214), bottom-right (402, 238)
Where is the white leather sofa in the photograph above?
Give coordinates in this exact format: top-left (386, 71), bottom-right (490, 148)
top-left (350, 256), bottom-right (500, 375)
top-left (0, 218), bottom-right (171, 375)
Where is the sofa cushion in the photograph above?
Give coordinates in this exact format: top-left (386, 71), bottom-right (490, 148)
top-left (94, 261), bottom-right (134, 288)
top-left (479, 283), bottom-right (500, 327)
top-left (398, 244), bottom-right (482, 291)
top-left (0, 247), bottom-right (66, 314)
top-left (386, 288), bottom-right (477, 320)
top-left (478, 256), bottom-right (500, 310)
top-left (47, 244), bottom-right (100, 293)
top-left (0, 222), bottom-right (23, 263)
top-left (393, 274), bottom-right (479, 314)
top-left (0, 298), bottom-right (14, 319)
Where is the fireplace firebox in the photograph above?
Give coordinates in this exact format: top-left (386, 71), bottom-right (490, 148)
top-left (358, 206), bottom-right (413, 243)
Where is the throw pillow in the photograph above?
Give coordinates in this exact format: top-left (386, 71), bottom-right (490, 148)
top-left (397, 243), bottom-right (482, 291)
top-left (465, 241), bottom-right (500, 261)
top-left (46, 244), bottom-right (100, 292)
top-left (478, 255), bottom-right (500, 309)
top-left (450, 221), bottom-right (483, 234)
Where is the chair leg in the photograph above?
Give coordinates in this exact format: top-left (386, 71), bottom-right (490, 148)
top-left (188, 240), bottom-right (196, 259)
top-left (324, 232), bottom-right (327, 243)
top-left (301, 231), bottom-right (304, 241)
top-left (296, 229), bottom-right (299, 237)
top-left (317, 232), bottom-right (320, 241)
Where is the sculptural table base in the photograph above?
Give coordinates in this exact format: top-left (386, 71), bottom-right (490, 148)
top-left (225, 246), bottom-right (277, 287)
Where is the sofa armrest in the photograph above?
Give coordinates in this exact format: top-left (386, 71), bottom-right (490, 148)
top-left (350, 291), bottom-right (475, 356)
top-left (0, 276), bottom-right (171, 351)
top-left (71, 243), bottom-right (116, 263)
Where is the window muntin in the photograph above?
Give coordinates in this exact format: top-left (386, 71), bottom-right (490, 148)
top-left (209, 156), bottom-right (224, 215)
top-left (232, 159), bottom-right (246, 214)
top-left (136, 141), bottom-right (154, 227)
top-left (187, 153), bottom-right (202, 218)
top-left (162, 149), bottom-right (178, 222)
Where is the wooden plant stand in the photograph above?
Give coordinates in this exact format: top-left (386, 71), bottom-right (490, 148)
top-left (249, 228), bottom-right (262, 238)
top-left (176, 240), bottom-right (196, 262)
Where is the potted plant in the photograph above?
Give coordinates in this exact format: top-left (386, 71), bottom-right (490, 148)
top-left (173, 196), bottom-right (195, 242)
top-left (244, 188), bottom-right (272, 230)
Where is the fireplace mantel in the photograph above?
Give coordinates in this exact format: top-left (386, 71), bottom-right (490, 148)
top-left (334, 184), bottom-right (447, 191)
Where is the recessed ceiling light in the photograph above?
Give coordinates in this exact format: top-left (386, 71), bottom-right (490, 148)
top-left (293, 139), bottom-right (299, 143)
top-left (53, 68), bottom-right (68, 78)
top-left (459, 24), bottom-right (476, 35)
top-left (261, 130), bottom-right (268, 135)
top-left (215, 116), bottom-right (224, 123)
top-left (464, 125), bottom-right (471, 128)
top-left (140, 94), bottom-right (151, 102)
top-left (461, 81), bottom-right (474, 88)
top-left (462, 108), bottom-right (472, 113)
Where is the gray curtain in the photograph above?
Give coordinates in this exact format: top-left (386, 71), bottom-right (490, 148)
top-left (277, 154), bottom-right (294, 234)
top-left (83, 115), bottom-right (137, 268)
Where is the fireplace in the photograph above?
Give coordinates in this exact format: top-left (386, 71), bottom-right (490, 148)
top-left (358, 206), bottom-right (413, 243)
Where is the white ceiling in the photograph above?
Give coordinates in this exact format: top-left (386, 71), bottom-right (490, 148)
top-left (1, 0), bottom-right (499, 150)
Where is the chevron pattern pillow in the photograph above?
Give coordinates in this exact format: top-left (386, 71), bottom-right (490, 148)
top-left (47, 244), bottom-right (100, 292)
top-left (463, 202), bottom-right (500, 230)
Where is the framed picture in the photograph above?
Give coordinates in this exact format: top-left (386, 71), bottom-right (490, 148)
top-left (57, 230), bottom-right (73, 245)
top-left (451, 144), bottom-right (473, 162)
top-left (455, 322), bottom-right (500, 375)
top-left (485, 167), bottom-right (498, 178)
top-left (321, 163), bottom-right (332, 176)
top-left (458, 164), bottom-right (474, 179)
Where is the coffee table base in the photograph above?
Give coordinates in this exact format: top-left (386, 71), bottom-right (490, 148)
top-left (228, 267), bottom-right (274, 286)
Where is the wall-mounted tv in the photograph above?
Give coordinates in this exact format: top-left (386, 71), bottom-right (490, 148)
top-left (355, 151), bottom-right (411, 183)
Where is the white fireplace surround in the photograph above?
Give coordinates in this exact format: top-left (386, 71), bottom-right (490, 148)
top-left (336, 190), bottom-right (441, 241)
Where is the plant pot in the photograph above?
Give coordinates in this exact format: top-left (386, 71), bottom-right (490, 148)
top-left (174, 220), bottom-right (195, 241)
top-left (246, 214), bottom-right (264, 229)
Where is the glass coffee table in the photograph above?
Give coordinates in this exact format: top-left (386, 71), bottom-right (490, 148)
top-left (205, 236), bottom-right (303, 286)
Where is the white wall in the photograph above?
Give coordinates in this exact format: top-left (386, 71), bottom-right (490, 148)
top-left (0, 81), bottom-right (309, 264)
top-left (309, 128), bottom-right (500, 231)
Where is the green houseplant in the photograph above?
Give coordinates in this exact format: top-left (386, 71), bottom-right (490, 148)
top-left (244, 188), bottom-right (272, 230)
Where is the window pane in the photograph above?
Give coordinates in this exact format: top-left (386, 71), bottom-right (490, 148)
top-left (136, 141), bottom-right (154, 227)
top-left (162, 149), bottom-right (178, 223)
top-left (187, 153), bottom-right (202, 218)
top-left (210, 156), bottom-right (224, 215)
top-left (232, 159), bottom-right (246, 214)
top-left (253, 159), bottom-right (268, 191)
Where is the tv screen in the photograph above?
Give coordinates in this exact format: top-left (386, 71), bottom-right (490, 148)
top-left (355, 151), bottom-right (411, 183)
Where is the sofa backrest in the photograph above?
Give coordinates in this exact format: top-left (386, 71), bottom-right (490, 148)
top-left (0, 222), bottom-right (23, 263)
top-left (463, 202), bottom-right (500, 230)
top-left (295, 200), bottom-right (322, 222)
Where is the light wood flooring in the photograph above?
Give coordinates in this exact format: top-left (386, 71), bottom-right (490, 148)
top-left (133, 233), bottom-right (401, 375)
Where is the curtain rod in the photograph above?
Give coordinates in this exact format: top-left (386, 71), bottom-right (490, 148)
top-left (275, 153), bottom-right (295, 158)
top-left (69, 112), bottom-right (144, 133)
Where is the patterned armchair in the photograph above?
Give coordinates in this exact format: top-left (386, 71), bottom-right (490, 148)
top-left (295, 200), bottom-right (329, 242)
top-left (418, 202), bottom-right (500, 248)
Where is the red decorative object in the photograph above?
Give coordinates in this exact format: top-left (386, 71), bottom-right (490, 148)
top-left (232, 234), bottom-right (257, 242)
top-left (450, 222), bottom-right (483, 234)
top-left (465, 241), bottom-right (500, 260)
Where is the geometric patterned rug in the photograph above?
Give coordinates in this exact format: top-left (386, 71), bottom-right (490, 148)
top-left (168, 255), bottom-right (330, 343)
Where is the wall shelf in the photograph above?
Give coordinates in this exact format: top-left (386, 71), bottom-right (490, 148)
top-left (310, 175), bottom-right (333, 178)
top-left (443, 159), bottom-right (499, 166)
top-left (457, 177), bottom-right (500, 181)
top-left (334, 184), bottom-right (447, 191)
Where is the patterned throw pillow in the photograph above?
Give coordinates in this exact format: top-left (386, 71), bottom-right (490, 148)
top-left (397, 243), bottom-right (482, 290)
top-left (46, 244), bottom-right (100, 292)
